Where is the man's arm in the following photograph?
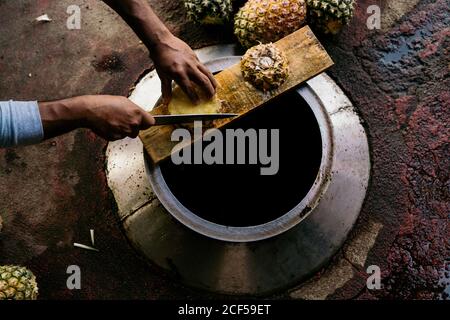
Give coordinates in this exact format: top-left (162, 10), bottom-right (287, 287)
top-left (0, 96), bottom-right (154, 147)
top-left (102, 0), bottom-right (217, 104)
top-left (38, 95), bottom-right (155, 141)
top-left (1, 1), bottom-right (216, 148)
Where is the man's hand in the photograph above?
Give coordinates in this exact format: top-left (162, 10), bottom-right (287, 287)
top-left (39, 95), bottom-right (154, 141)
top-left (102, 0), bottom-right (217, 105)
top-left (150, 34), bottom-right (217, 105)
top-left (81, 95), bottom-right (155, 140)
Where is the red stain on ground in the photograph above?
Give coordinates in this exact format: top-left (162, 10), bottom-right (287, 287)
top-left (394, 96), bottom-right (415, 127)
top-left (322, 0), bottom-right (449, 299)
top-left (419, 43), bottom-right (438, 59)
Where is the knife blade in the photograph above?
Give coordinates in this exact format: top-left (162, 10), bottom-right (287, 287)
top-left (152, 113), bottom-right (238, 126)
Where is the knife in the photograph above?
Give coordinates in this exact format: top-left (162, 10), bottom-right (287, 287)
top-left (152, 113), bottom-right (238, 126)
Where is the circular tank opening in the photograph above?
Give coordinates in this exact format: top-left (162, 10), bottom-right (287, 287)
top-left (159, 91), bottom-right (322, 227)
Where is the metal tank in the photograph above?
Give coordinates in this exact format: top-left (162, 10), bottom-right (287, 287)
top-left (106, 44), bottom-right (371, 295)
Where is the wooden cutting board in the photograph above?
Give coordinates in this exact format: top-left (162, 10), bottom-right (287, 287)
top-left (139, 25), bottom-right (334, 164)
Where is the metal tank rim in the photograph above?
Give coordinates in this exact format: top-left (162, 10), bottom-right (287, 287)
top-left (145, 55), bottom-right (334, 243)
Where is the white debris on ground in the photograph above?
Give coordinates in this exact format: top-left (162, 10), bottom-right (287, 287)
top-left (73, 243), bottom-right (99, 252)
top-left (73, 230), bottom-right (99, 252)
top-left (90, 229), bottom-right (95, 246)
top-left (35, 14), bottom-right (52, 22)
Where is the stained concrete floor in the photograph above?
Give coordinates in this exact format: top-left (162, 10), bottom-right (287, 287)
top-left (0, 0), bottom-right (448, 300)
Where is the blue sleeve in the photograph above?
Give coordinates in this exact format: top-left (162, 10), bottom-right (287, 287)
top-left (0, 100), bottom-right (44, 147)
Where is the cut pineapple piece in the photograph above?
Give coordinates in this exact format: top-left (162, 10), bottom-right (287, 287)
top-left (168, 87), bottom-right (222, 115)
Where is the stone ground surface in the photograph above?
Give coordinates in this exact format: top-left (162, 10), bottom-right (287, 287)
top-left (0, 0), bottom-right (448, 299)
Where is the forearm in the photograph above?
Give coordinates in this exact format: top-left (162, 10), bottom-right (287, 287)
top-left (38, 97), bottom-right (89, 140)
top-left (41, 95), bottom-right (155, 142)
top-left (102, 0), bottom-right (172, 48)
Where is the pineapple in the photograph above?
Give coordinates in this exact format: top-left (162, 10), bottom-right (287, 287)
top-left (306, 0), bottom-right (356, 34)
top-left (184, 0), bottom-right (234, 25)
top-left (168, 87), bottom-right (223, 129)
top-left (234, 0), bottom-right (308, 49)
top-left (0, 266), bottom-right (38, 300)
top-left (241, 43), bottom-right (289, 91)
top-left (168, 88), bottom-right (222, 116)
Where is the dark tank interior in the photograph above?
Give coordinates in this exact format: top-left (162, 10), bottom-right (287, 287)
top-left (160, 90), bottom-right (323, 227)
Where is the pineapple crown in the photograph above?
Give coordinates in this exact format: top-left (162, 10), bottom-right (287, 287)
top-left (307, 0), bottom-right (356, 21)
top-left (184, 0), bottom-right (233, 24)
